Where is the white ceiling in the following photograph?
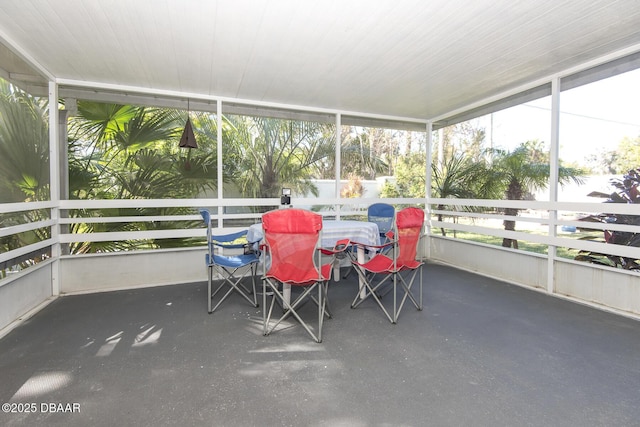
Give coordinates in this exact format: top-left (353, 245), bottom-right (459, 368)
top-left (0, 0), bottom-right (639, 123)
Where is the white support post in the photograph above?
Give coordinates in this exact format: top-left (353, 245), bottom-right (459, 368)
top-left (217, 99), bottom-right (223, 227)
top-left (424, 122), bottom-right (433, 260)
top-left (547, 76), bottom-right (561, 294)
top-left (335, 113), bottom-right (341, 219)
top-left (48, 81), bottom-right (61, 296)
top-left (437, 128), bottom-right (444, 170)
top-left (58, 108), bottom-right (70, 255)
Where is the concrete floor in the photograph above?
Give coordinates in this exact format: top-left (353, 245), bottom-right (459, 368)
top-left (1, 262), bottom-right (639, 427)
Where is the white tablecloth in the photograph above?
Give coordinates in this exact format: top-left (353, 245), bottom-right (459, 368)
top-left (247, 219), bottom-right (380, 248)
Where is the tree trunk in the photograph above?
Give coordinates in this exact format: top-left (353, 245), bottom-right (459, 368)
top-left (502, 179), bottom-right (522, 249)
top-left (502, 207), bottom-right (519, 249)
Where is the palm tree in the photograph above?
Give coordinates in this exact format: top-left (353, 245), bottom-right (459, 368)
top-left (340, 127), bottom-right (391, 180)
top-left (575, 168), bottom-right (640, 270)
top-left (66, 102), bottom-right (226, 252)
top-left (0, 81), bottom-right (50, 203)
top-left (231, 116), bottom-right (335, 211)
top-left (0, 81), bottom-right (51, 274)
top-left (431, 152), bottom-right (501, 236)
top-left (490, 142), bottom-right (585, 248)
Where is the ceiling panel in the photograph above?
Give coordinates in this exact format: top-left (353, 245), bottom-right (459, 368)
top-left (0, 0), bottom-right (639, 122)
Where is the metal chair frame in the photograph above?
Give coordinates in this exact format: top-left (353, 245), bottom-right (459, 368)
top-left (349, 207), bottom-right (424, 323)
top-left (261, 209), bottom-right (347, 343)
top-left (200, 209), bottom-right (260, 314)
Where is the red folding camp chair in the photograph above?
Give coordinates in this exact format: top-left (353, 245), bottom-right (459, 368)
top-left (349, 206), bottom-right (425, 323)
top-left (343, 202), bottom-right (395, 279)
top-left (261, 209), bottom-right (347, 343)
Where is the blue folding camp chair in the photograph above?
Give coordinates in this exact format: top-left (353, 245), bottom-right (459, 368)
top-left (200, 209), bottom-right (260, 314)
top-left (368, 203), bottom-right (395, 245)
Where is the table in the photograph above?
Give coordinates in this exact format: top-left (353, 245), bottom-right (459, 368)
top-left (248, 219), bottom-right (380, 249)
top-left (248, 219), bottom-right (380, 300)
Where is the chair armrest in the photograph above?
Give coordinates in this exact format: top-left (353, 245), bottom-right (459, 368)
top-left (210, 230), bottom-right (252, 249)
top-left (319, 238), bottom-right (351, 255)
top-left (212, 241), bottom-right (247, 249)
top-left (349, 239), bottom-right (395, 250)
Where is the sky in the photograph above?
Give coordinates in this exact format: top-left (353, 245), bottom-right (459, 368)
top-left (483, 68), bottom-right (640, 165)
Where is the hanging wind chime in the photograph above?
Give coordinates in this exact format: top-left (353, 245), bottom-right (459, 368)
top-left (179, 99), bottom-right (197, 170)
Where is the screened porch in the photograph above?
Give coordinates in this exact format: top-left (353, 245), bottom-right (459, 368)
top-left (1, 1), bottom-right (640, 425)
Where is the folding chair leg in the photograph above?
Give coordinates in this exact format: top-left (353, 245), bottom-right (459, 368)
top-left (277, 286), bottom-right (321, 342)
top-left (209, 280), bottom-right (236, 313)
top-left (208, 266), bottom-right (213, 314)
top-left (249, 263), bottom-right (258, 307)
top-left (350, 264), bottom-right (424, 324)
top-left (263, 279), bottom-right (285, 336)
top-left (310, 282), bottom-right (332, 319)
top-left (393, 268), bottom-right (423, 323)
top-left (393, 273), bottom-right (397, 324)
top-left (208, 268), bottom-right (245, 314)
top-left (208, 264), bottom-right (259, 314)
top-left (262, 279), bottom-right (269, 336)
top-left (263, 280), bottom-right (327, 343)
top-left (350, 266), bottom-right (395, 324)
top-left (317, 282), bottom-right (324, 343)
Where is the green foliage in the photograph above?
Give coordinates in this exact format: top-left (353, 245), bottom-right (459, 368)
top-left (488, 142), bottom-right (586, 248)
top-left (68, 102), bottom-right (224, 199)
top-left (615, 136), bottom-right (640, 174)
top-left (0, 82), bottom-right (50, 203)
top-left (430, 151), bottom-right (497, 236)
top-left (586, 149), bottom-right (618, 174)
top-left (0, 80), bottom-right (590, 261)
top-left (379, 180), bottom-right (400, 198)
top-left (65, 102), bottom-right (224, 252)
top-left (428, 140), bottom-right (586, 244)
top-left (229, 116), bottom-right (335, 208)
top-left (575, 168), bottom-right (640, 270)
top-left (339, 127), bottom-right (392, 179)
top-left (432, 151), bottom-right (500, 200)
top-left (584, 134), bottom-right (640, 175)
top-left (0, 83), bottom-right (51, 273)
top-left (379, 153), bottom-right (426, 198)
top-left (435, 121), bottom-right (486, 163)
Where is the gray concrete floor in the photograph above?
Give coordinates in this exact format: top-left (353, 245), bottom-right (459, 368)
top-left (1, 262), bottom-right (639, 427)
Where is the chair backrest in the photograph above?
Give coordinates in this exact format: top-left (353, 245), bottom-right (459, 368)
top-left (394, 207), bottom-right (424, 265)
top-left (199, 209), bottom-right (213, 250)
top-left (262, 209), bottom-right (323, 284)
top-left (368, 203), bottom-right (395, 235)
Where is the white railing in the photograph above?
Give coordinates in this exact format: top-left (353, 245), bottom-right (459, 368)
top-left (2, 196), bottom-right (639, 279)
top-left (2, 196), bottom-right (640, 326)
top-left (430, 198), bottom-right (640, 262)
top-left (1, 197), bottom-right (419, 263)
top-left (0, 201), bottom-right (57, 267)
